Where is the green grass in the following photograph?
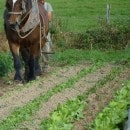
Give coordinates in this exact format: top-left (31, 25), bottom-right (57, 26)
top-left (0, 0), bottom-right (5, 32)
top-left (0, 0), bottom-right (129, 32)
top-left (51, 48), bottom-right (130, 66)
top-left (48, 0), bottom-right (130, 32)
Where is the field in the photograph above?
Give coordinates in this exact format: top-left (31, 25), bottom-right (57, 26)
top-left (0, 0), bottom-right (130, 130)
top-left (0, 0), bottom-right (130, 32)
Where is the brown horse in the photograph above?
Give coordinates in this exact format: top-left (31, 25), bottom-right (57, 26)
top-left (4, 0), bottom-right (49, 81)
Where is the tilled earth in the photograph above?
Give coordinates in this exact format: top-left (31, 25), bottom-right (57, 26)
top-left (0, 62), bottom-right (129, 130)
top-left (0, 35), bottom-right (130, 130)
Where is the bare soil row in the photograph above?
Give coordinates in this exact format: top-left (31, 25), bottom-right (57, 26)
top-left (0, 62), bottom-right (129, 130)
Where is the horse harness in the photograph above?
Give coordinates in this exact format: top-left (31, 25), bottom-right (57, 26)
top-left (8, 0), bottom-right (48, 40)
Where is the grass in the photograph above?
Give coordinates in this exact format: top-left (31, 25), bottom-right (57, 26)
top-left (51, 48), bottom-right (130, 66)
top-left (0, 0), bottom-right (5, 32)
top-left (0, 0), bottom-right (129, 32)
top-left (48, 0), bottom-right (130, 32)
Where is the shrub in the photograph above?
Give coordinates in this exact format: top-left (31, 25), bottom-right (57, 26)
top-left (53, 19), bottom-right (130, 50)
top-left (83, 22), bottom-right (130, 50)
top-left (0, 52), bottom-right (13, 76)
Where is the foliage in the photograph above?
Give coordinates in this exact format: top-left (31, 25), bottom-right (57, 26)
top-left (0, 52), bottom-right (13, 76)
top-left (53, 19), bottom-right (130, 50)
top-left (89, 81), bottom-right (130, 130)
top-left (0, 0), bottom-right (5, 31)
top-left (48, 0), bottom-right (130, 50)
top-left (40, 99), bottom-right (86, 130)
top-left (40, 66), bottom-right (122, 130)
top-left (51, 49), bottom-right (130, 67)
top-left (83, 20), bottom-right (130, 50)
top-left (0, 62), bottom-right (103, 129)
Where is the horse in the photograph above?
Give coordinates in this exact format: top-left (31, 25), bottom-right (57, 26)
top-left (4, 0), bottom-right (49, 82)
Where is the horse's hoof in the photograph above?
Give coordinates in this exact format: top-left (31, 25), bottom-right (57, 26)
top-left (35, 70), bottom-right (42, 76)
top-left (27, 76), bottom-right (36, 81)
top-left (22, 79), bottom-right (28, 84)
top-left (14, 75), bottom-right (22, 81)
top-left (13, 80), bottom-right (23, 84)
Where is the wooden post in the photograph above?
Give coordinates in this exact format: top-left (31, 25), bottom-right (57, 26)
top-left (106, 4), bottom-right (111, 25)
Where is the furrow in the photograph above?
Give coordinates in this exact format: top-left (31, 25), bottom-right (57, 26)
top-left (17, 64), bottom-right (113, 130)
top-left (0, 63), bottom-right (89, 122)
top-left (74, 68), bottom-right (130, 130)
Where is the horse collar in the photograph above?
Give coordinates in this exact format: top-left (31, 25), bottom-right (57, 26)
top-left (21, 0), bottom-right (40, 33)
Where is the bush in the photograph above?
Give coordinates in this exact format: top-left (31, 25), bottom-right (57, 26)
top-left (53, 19), bottom-right (130, 50)
top-left (84, 22), bottom-right (130, 50)
top-left (0, 52), bottom-right (13, 76)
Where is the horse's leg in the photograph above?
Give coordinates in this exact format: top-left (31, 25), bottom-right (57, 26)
top-left (35, 55), bottom-right (42, 76)
top-left (27, 44), bottom-right (37, 81)
top-left (28, 54), bottom-right (36, 81)
top-left (28, 42), bottom-right (42, 81)
top-left (9, 43), bottom-right (22, 81)
top-left (20, 47), bottom-right (29, 81)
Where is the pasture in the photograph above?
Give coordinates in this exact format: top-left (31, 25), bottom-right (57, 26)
top-left (0, 0), bottom-right (130, 130)
top-left (0, 0), bottom-right (130, 32)
top-left (49, 0), bottom-right (130, 32)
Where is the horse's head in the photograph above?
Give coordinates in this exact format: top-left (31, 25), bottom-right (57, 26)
top-left (6, 0), bottom-right (32, 29)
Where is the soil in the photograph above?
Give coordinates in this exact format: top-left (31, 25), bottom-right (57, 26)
top-left (74, 68), bottom-right (130, 130)
top-left (0, 35), bottom-right (130, 130)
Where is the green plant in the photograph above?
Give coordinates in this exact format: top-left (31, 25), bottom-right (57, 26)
top-left (89, 81), bottom-right (130, 130)
top-left (0, 52), bottom-right (13, 76)
top-left (0, 62), bottom-right (103, 130)
top-left (40, 66), bottom-right (122, 130)
top-left (40, 98), bottom-right (85, 130)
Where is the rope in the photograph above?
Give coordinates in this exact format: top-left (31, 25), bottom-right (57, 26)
top-left (37, 2), bottom-right (44, 71)
top-left (17, 3), bottom-right (39, 39)
top-left (17, 24), bottom-right (38, 39)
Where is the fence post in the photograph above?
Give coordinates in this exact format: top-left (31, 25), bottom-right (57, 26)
top-left (106, 4), bottom-right (111, 25)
